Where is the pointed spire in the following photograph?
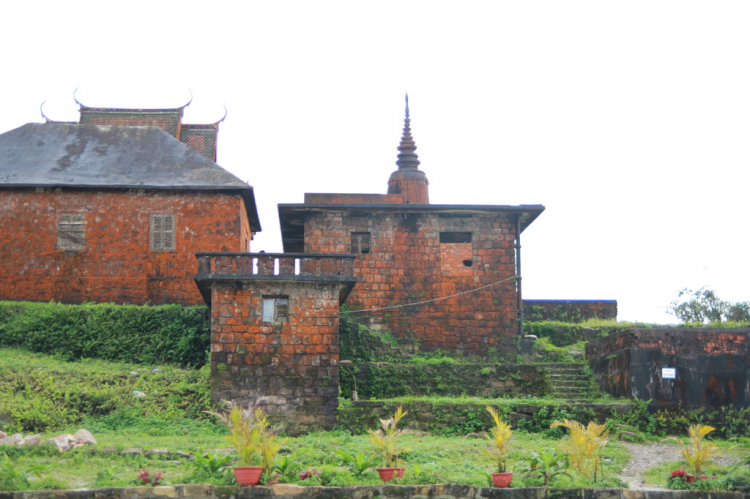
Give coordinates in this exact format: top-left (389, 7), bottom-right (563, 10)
top-left (396, 93), bottom-right (420, 170)
top-left (388, 94), bottom-right (429, 203)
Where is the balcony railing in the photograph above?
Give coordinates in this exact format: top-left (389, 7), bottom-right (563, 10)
top-left (195, 252), bottom-right (356, 279)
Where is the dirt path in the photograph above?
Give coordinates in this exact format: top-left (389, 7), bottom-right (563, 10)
top-left (618, 442), bottom-right (681, 489)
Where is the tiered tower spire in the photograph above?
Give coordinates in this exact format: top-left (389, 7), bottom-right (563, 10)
top-left (387, 94), bottom-right (429, 204)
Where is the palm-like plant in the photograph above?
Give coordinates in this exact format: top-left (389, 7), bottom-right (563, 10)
top-left (678, 424), bottom-right (720, 476)
top-left (522, 447), bottom-right (572, 486)
top-left (369, 406), bottom-right (410, 468)
top-left (550, 419), bottom-right (609, 482)
top-left (486, 406), bottom-right (513, 473)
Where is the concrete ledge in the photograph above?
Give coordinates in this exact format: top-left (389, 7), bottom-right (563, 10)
top-left (1, 485), bottom-right (746, 499)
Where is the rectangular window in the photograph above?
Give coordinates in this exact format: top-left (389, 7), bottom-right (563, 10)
top-left (57, 214), bottom-right (85, 250)
top-left (351, 232), bottom-right (371, 254)
top-left (262, 296), bottom-right (289, 323)
top-left (150, 214), bottom-right (176, 251)
top-left (439, 232), bottom-right (472, 243)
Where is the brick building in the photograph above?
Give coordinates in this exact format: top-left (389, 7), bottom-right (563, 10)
top-left (279, 99), bottom-right (544, 355)
top-left (0, 103), bottom-right (260, 305)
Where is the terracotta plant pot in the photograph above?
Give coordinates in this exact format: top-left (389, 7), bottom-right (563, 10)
top-left (396, 467), bottom-right (406, 478)
top-left (233, 466), bottom-right (264, 486)
top-left (699, 475), bottom-right (709, 481)
top-left (491, 471), bottom-right (513, 488)
top-left (376, 467), bottom-right (400, 482)
top-left (686, 474), bottom-right (696, 483)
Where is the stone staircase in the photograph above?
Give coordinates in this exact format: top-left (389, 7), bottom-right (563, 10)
top-left (541, 362), bottom-right (593, 402)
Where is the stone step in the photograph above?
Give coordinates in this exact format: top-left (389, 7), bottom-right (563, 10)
top-left (549, 380), bottom-right (589, 388)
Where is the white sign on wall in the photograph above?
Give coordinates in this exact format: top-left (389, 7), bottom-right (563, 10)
top-left (662, 367), bottom-right (676, 379)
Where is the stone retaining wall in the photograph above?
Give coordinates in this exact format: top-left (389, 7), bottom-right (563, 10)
top-left (337, 401), bottom-right (634, 434)
top-left (3, 484), bottom-right (746, 499)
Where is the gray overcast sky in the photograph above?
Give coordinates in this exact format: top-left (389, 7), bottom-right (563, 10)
top-left (2, 1), bottom-right (749, 323)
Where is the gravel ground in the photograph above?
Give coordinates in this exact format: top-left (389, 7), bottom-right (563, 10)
top-left (618, 442), bottom-right (743, 490)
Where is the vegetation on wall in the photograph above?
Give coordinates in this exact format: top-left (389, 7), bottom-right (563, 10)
top-left (0, 301), bottom-right (211, 367)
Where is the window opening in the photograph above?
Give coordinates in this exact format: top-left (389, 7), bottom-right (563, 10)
top-left (57, 214), bottom-right (85, 251)
top-left (439, 232), bottom-right (472, 243)
top-left (262, 296), bottom-right (289, 323)
top-left (150, 214), bottom-right (176, 251)
top-left (351, 232), bottom-right (371, 254)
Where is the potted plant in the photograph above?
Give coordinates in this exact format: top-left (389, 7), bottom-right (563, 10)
top-left (208, 401), bottom-right (284, 486)
top-left (369, 406), bottom-right (410, 482)
top-left (485, 406), bottom-right (513, 487)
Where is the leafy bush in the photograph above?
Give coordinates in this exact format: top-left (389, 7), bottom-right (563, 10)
top-left (0, 301), bottom-right (210, 367)
top-left (669, 288), bottom-right (750, 324)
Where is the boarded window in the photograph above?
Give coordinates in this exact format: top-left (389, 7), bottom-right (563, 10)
top-left (351, 232), bottom-right (371, 254)
top-left (262, 296), bottom-right (289, 323)
top-left (57, 214), bottom-right (85, 250)
top-left (439, 232), bottom-right (472, 243)
top-left (150, 214), bottom-right (176, 251)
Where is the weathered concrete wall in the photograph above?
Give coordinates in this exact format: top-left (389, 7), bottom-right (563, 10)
top-left (304, 211), bottom-right (518, 356)
top-left (586, 328), bottom-right (750, 409)
top-left (208, 280), bottom-right (343, 434)
top-left (11, 482), bottom-right (736, 499)
top-left (0, 188), bottom-right (249, 305)
top-left (523, 300), bottom-right (617, 322)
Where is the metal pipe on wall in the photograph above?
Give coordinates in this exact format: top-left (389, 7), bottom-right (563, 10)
top-left (516, 215), bottom-right (523, 336)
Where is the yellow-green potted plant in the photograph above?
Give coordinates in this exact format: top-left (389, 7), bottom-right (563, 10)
top-left (369, 406), bottom-right (410, 482)
top-left (486, 406), bottom-right (513, 487)
top-left (208, 401), bottom-right (284, 486)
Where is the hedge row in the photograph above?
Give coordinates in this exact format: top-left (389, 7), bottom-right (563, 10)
top-left (0, 301), bottom-right (211, 367)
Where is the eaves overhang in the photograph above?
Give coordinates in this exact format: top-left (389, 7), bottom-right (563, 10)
top-left (278, 202), bottom-right (545, 253)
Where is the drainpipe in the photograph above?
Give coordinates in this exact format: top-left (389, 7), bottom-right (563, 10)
top-left (515, 215), bottom-right (523, 337)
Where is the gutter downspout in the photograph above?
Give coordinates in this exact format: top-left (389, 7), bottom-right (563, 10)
top-left (516, 215), bottom-right (523, 337)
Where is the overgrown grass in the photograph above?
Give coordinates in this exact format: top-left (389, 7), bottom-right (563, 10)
top-left (0, 348), bottom-right (217, 434)
top-left (0, 428), bottom-right (631, 490)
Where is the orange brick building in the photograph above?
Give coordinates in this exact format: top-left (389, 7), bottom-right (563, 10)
top-left (0, 104), bottom-right (260, 305)
top-left (279, 99), bottom-right (544, 355)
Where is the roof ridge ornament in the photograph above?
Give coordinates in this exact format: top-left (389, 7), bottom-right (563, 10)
top-left (396, 93), bottom-right (420, 170)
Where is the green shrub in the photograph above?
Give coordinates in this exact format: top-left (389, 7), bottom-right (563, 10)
top-left (0, 301), bottom-right (210, 367)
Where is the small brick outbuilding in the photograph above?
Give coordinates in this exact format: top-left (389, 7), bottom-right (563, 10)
top-left (0, 104), bottom-right (260, 305)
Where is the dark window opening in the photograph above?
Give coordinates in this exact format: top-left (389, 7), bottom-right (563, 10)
top-left (438, 213), bottom-right (473, 218)
top-left (57, 213), bottom-right (85, 251)
top-left (350, 212), bottom-right (371, 218)
top-left (440, 232), bottom-right (472, 243)
top-left (351, 232), bottom-right (371, 254)
top-left (463, 260), bottom-right (473, 267)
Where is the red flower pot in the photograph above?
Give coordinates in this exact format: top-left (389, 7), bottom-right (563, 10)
top-left (233, 466), bottom-right (264, 486)
top-left (376, 467), bottom-right (400, 482)
top-left (396, 467), bottom-right (406, 478)
top-left (699, 475), bottom-right (709, 481)
top-left (686, 474), bottom-right (696, 483)
top-left (491, 471), bottom-right (513, 488)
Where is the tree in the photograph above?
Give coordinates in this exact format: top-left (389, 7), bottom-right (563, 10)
top-left (669, 287), bottom-right (750, 324)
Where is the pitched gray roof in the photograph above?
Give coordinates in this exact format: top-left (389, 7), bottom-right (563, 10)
top-left (0, 123), bottom-right (260, 230)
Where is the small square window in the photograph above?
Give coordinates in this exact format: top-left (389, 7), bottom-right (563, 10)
top-left (351, 232), bottom-right (371, 254)
top-left (57, 214), bottom-right (85, 251)
top-left (150, 214), bottom-right (176, 251)
top-left (262, 296), bottom-right (289, 323)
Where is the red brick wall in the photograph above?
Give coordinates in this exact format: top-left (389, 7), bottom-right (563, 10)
top-left (304, 210), bottom-right (519, 354)
top-left (209, 280), bottom-right (342, 433)
top-left (0, 188), bottom-right (248, 305)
